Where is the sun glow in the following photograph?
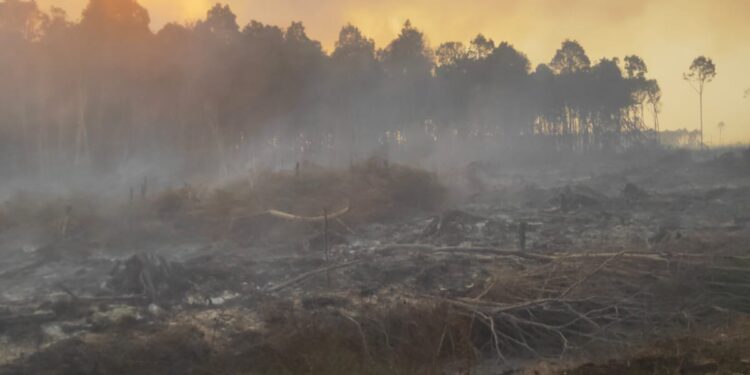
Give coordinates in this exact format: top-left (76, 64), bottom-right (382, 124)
top-left (176, 0), bottom-right (210, 22)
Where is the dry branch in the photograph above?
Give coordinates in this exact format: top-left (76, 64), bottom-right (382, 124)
top-left (265, 259), bottom-right (365, 292)
top-left (559, 251), bottom-right (626, 298)
top-left (232, 202), bottom-right (351, 224)
top-left (339, 310), bottom-right (373, 362)
top-left (266, 204), bottom-right (350, 222)
top-left (377, 244), bottom-right (553, 262)
top-left (0, 311), bottom-right (57, 326)
top-left (0, 259), bottom-right (48, 280)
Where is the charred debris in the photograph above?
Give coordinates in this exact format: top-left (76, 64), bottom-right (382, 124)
top-left (2, 152), bottom-right (750, 374)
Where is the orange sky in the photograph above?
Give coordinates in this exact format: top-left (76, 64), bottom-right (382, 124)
top-left (38, 0), bottom-right (750, 144)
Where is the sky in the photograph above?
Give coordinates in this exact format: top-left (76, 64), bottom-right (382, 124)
top-left (38, 0), bottom-right (750, 144)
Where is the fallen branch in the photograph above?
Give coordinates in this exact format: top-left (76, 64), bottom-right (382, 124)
top-left (559, 251), bottom-right (626, 298)
top-left (56, 283), bottom-right (80, 302)
top-left (339, 310), bottom-right (372, 362)
top-left (552, 252), bottom-right (667, 263)
top-left (423, 294), bottom-right (588, 315)
top-left (0, 310), bottom-right (57, 325)
top-left (1, 295), bottom-right (149, 310)
top-left (377, 244), bottom-right (553, 262)
top-left (266, 204), bottom-right (350, 223)
top-left (265, 259), bottom-right (365, 292)
top-left (0, 259), bottom-right (49, 280)
top-left (226, 203), bottom-right (351, 230)
top-left (335, 218), bottom-right (356, 235)
top-left (73, 295), bottom-right (150, 304)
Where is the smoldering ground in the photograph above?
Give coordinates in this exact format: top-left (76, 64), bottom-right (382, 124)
top-left (2, 1), bottom-right (750, 374)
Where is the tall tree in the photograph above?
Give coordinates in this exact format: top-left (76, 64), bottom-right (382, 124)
top-left (683, 56), bottom-right (716, 148)
top-left (0, 0), bottom-right (49, 173)
top-left (0, 0), bottom-right (671, 179)
top-left (332, 24), bottom-right (375, 65)
top-left (624, 55), bottom-right (650, 131)
top-left (380, 20), bottom-right (434, 134)
top-left (380, 20), bottom-right (433, 81)
top-left (0, 0), bottom-right (48, 41)
top-left (624, 55), bottom-right (647, 79)
top-left (435, 41), bottom-right (467, 68)
top-left (468, 34), bottom-right (494, 60)
top-left (646, 80), bottom-right (662, 141)
top-left (80, 0), bottom-right (150, 41)
top-left (550, 40), bottom-right (590, 74)
top-left (331, 24), bottom-right (380, 159)
top-left (78, 0), bottom-right (153, 168)
top-left (549, 40), bottom-right (591, 150)
top-left (483, 42), bottom-right (532, 138)
top-left (196, 3), bottom-right (238, 40)
top-left (434, 41), bottom-right (470, 133)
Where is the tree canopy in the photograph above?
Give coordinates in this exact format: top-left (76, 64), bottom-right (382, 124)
top-left (0, 0), bottom-right (662, 179)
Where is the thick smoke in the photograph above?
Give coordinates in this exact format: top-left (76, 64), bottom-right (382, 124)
top-left (0, 0), bottom-right (662, 196)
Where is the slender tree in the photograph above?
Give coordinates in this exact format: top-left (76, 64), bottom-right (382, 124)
top-left (717, 121), bottom-right (726, 146)
top-left (646, 80), bottom-right (662, 142)
top-left (683, 56), bottom-right (716, 148)
top-left (331, 24), bottom-right (379, 161)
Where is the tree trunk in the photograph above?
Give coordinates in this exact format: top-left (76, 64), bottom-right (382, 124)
top-left (699, 88), bottom-right (704, 148)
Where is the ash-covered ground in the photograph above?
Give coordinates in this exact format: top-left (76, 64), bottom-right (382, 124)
top-left (2, 150), bottom-right (750, 374)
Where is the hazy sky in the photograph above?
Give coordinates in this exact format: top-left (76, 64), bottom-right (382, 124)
top-left (38, 0), bottom-right (750, 144)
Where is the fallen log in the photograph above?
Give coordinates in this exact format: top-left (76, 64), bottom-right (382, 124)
top-left (0, 259), bottom-right (48, 280)
top-left (552, 252), bottom-right (668, 263)
top-left (376, 244), bottom-right (553, 262)
top-left (559, 251), bottom-right (626, 298)
top-left (0, 310), bottom-right (56, 326)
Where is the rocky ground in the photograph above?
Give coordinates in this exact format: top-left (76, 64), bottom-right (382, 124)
top-left (1, 151), bottom-right (750, 374)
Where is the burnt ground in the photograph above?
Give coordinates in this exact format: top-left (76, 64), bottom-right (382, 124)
top-left (1, 152), bottom-right (750, 374)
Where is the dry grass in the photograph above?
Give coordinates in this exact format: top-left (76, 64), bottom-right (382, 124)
top-left (144, 158), bottom-right (446, 242)
top-left (153, 158), bottom-right (444, 220)
top-left (0, 191), bottom-right (105, 242)
top-left (0, 159), bottom-right (445, 249)
top-left (1, 303), bottom-right (478, 375)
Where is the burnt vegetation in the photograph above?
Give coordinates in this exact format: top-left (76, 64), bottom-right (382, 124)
top-left (1, 1), bottom-right (750, 375)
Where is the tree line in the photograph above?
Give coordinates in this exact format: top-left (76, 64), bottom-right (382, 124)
top-left (0, 0), bottom-right (663, 179)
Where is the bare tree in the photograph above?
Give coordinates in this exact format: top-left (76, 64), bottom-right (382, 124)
top-left (683, 56), bottom-right (717, 148)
